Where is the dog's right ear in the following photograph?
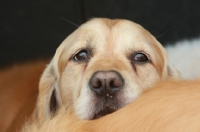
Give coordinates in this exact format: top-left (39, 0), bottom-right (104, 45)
top-left (36, 58), bottom-right (62, 121)
top-left (35, 30), bottom-right (79, 121)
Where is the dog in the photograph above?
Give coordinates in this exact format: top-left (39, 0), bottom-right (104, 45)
top-left (35, 18), bottom-right (179, 122)
top-left (21, 79), bottom-right (200, 132)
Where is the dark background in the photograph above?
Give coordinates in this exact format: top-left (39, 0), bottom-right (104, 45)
top-left (1, 0), bottom-right (200, 67)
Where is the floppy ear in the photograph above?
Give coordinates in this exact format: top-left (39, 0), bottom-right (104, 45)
top-left (36, 59), bottom-right (62, 121)
top-left (160, 54), bottom-right (180, 79)
top-left (35, 27), bottom-right (80, 121)
top-left (152, 40), bottom-right (180, 80)
top-left (167, 63), bottom-right (180, 79)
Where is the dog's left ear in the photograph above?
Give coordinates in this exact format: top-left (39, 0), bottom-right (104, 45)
top-left (153, 40), bottom-right (180, 79)
top-left (167, 63), bottom-right (180, 79)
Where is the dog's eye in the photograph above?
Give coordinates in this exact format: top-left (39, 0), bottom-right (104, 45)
top-left (132, 53), bottom-right (149, 63)
top-left (73, 50), bottom-right (88, 61)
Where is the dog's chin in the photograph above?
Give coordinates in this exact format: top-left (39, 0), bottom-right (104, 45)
top-left (87, 93), bottom-right (125, 120)
top-left (92, 107), bottom-right (116, 120)
top-left (90, 97), bottom-right (121, 120)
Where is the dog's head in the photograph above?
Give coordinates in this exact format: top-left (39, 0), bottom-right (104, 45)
top-left (37, 18), bottom-right (179, 121)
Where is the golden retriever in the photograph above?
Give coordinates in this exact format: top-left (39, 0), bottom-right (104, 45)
top-left (21, 79), bottom-right (200, 132)
top-left (36, 18), bottom-right (179, 122)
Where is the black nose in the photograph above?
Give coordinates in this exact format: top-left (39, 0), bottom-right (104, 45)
top-left (89, 71), bottom-right (124, 96)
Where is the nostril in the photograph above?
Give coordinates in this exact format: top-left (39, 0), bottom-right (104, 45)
top-left (90, 78), bottom-right (104, 95)
top-left (109, 78), bottom-right (123, 88)
top-left (92, 79), bottom-right (102, 89)
top-left (109, 80), bottom-right (115, 88)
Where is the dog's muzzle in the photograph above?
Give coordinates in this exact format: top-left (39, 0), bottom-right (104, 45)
top-left (88, 70), bottom-right (124, 119)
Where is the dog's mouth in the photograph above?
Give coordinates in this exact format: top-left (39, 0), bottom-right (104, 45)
top-left (92, 97), bottom-right (119, 120)
top-left (92, 107), bottom-right (116, 120)
top-left (90, 92), bottom-right (123, 120)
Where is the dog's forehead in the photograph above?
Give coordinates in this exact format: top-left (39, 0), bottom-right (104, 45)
top-left (76, 18), bottom-right (156, 52)
top-left (57, 18), bottom-right (166, 67)
top-left (54, 18), bottom-right (167, 82)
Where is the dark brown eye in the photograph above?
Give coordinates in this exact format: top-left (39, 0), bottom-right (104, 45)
top-left (73, 50), bottom-right (88, 61)
top-left (132, 53), bottom-right (149, 63)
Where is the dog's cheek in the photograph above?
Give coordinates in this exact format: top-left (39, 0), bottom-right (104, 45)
top-left (136, 65), bottom-right (160, 88)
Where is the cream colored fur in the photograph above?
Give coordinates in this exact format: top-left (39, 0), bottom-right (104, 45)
top-left (22, 79), bottom-right (200, 132)
top-left (36, 18), bottom-right (179, 122)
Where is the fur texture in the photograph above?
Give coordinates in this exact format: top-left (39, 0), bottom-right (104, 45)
top-left (21, 79), bottom-right (200, 132)
top-left (0, 60), bottom-right (49, 132)
top-left (36, 18), bottom-right (179, 122)
top-left (1, 18), bottom-right (183, 132)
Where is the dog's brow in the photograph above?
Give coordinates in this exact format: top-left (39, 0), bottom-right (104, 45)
top-left (86, 37), bottom-right (92, 46)
top-left (85, 37), bottom-right (94, 54)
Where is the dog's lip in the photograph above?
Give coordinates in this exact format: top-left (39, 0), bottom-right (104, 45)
top-left (90, 93), bottom-right (121, 120)
top-left (92, 107), bottom-right (116, 120)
